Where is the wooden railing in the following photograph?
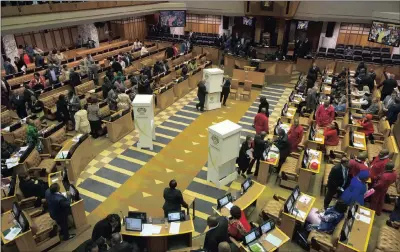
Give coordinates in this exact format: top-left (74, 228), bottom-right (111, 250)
top-left (1, 1), bottom-right (167, 17)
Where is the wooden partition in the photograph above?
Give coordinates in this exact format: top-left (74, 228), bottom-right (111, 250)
top-left (185, 14), bottom-right (221, 34)
top-left (315, 58), bottom-right (337, 74)
top-left (111, 17), bottom-right (147, 41)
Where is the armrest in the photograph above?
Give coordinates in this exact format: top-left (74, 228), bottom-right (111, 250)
top-left (11, 115), bottom-right (20, 120)
top-left (19, 197), bottom-right (38, 210)
top-left (51, 143), bottom-right (62, 148)
top-left (282, 171), bottom-right (298, 181)
top-left (28, 167), bottom-right (44, 172)
top-left (65, 133), bottom-right (75, 137)
top-left (15, 139), bottom-right (26, 145)
top-left (35, 226), bottom-right (53, 238)
top-left (28, 209), bottom-right (43, 218)
top-left (39, 154), bottom-right (51, 158)
top-left (229, 237), bottom-right (242, 249)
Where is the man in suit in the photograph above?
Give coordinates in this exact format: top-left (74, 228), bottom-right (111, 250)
top-left (220, 76), bottom-right (231, 106)
top-left (204, 216), bottom-right (229, 252)
top-left (69, 69), bottom-right (81, 89)
top-left (196, 80), bottom-right (208, 112)
top-left (378, 73), bottom-right (398, 101)
top-left (45, 183), bottom-right (74, 240)
top-left (248, 133), bottom-right (267, 176)
top-left (163, 179), bottom-right (188, 217)
top-left (19, 172), bottom-right (48, 207)
top-left (111, 59), bottom-right (123, 73)
top-left (324, 157), bottom-right (349, 209)
top-left (274, 128), bottom-right (290, 172)
top-left (92, 214), bottom-right (121, 244)
top-left (109, 233), bottom-right (139, 252)
top-left (307, 63), bottom-right (322, 84)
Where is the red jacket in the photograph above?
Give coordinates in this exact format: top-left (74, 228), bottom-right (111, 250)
top-left (370, 157), bottom-right (390, 180)
top-left (324, 128), bottom-right (339, 146)
top-left (23, 54), bottom-right (31, 65)
top-left (228, 210), bottom-right (251, 240)
top-left (316, 105), bottom-right (335, 127)
top-left (288, 125), bottom-right (303, 152)
top-left (359, 120), bottom-right (374, 136)
top-left (254, 113), bottom-right (269, 135)
top-left (349, 159), bottom-right (369, 177)
top-left (371, 171), bottom-right (397, 215)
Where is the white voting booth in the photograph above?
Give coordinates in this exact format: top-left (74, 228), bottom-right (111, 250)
top-left (207, 120), bottom-right (242, 187)
top-left (132, 95), bottom-right (155, 150)
top-left (203, 68), bottom-right (223, 111)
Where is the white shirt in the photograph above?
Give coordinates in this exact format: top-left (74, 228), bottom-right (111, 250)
top-left (119, 60), bottom-right (126, 70)
top-left (140, 47), bottom-right (148, 56)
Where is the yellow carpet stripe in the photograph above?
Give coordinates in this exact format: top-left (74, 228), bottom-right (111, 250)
top-left (90, 175), bottom-right (121, 188)
top-left (239, 121), bottom-right (253, 126)
top-left (173, 114), bottom-right (196, 121)
top-left (157, 125), bottom-right (182, 133)
top-left (104, 164), bottom-right (134, 176)
top-left (181, 109), bottom-right (201, 116)
top-left (192, 177), bottom-right (230, 191)
top-left (242, 115), bottom-right (253, 120)
top-left (242, 128), bottom-right (256, 134)
top-left (153, 142), bottom-right (166, 148)
top-left (166, 119), bottom-right (189, 127)
top-left (129, 146), bottom-right (156, 156)
top-left (183, 190), bottom-right (218, 204)
top-left (188, 209), bottom-right (210, 221)
top-left (186, 104), bottom-right (196, 108)
top-left (85, 211), bottom-right (90, 216)
top-left (202, 166), bottom-right (207, 171)
top-left (246, 110), bottom-right (256, 114)
top-left (78, 187), bottom-right (107, 202)
top-left (118, 155), bottom-right (146, 166)
top-left (155, 133), bottom-right (174, 139)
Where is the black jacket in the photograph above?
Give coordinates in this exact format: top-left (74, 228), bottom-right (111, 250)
top-left (165, 47), bottom-right (174, 58)
top-left (109, 241), bottom-right (135, 252)
top-left (253, 138), bottom-right (266, 159)
top-left (307, 66), bottom-right (322, 81)
top-left (222, 79), bottom-right (231, 93)
top-left (56, 99), bottom-right (70, 122)
top-left (162, 188), bottom-right (188, 216)
top-left (274, 134), bottom-right (290, 159)
top-left (381, 79), bottom-right (398, 96)
top-left (20, 178), bottom-right (48, 199)
top-left (237, 141), bottom-right (251, 169)
top-left (69, 71), bottom-right (81, 88)
top-left (327, 163), bottom-right (348, 189)
top-left (197, 83), bottom-right (207, 98)
top-left (258, 99), bottom-right (269, 116)
top-left (92, 218), bottom-right (121, 242)
top-left (112, 61), bottom-right (123, 73)
top-left (203, 216), bottom-right (229, 252)
top-left (45, 189), bottom-right (71, 221)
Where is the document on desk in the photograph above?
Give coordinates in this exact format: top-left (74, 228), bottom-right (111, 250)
top-left (353, 142), bottom-right (364, 148)
top-left (4, 227), bottom-right (21, 241)
top-left (359, 208), bottom-right (370, 216)
top-left (314, 137), bottom-right (323, 142)
top-left (225, 202), bottom-right (234, 210)
top-left (355, 213), bottom-right (371, 224)
top-left (265, 233), bottom-right (282, 247)
top-left (140, 224), bottom-right (153, 236)
top-left (151, 225), bottom-right (162, 234)
top-left (298, 195), bottom-right (311, 204)
top-left (169, 222), bottom-right (180, 234)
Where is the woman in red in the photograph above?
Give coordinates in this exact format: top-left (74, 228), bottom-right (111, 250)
top-left (22, 51), bottom-right (31, 65)
top-left (324, 122), bottom-right (340, 146)
top-left (371, 162), bottom-right (398, 216)
top-left (288, 118), bottom-right (304, 152)
top-left (357, 114), bottom-right (374, 136)
top-left (228, 205), bottom-right (251, 241)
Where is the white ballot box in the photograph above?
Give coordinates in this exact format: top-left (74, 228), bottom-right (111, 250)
top-left (132, 95), bottom-right (155, 150)
top-left (207, 120), bottom-right (242, 187)
top-left (203, 68), bottom-right (223, 111)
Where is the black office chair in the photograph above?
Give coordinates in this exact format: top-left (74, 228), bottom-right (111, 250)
top-left (335, 54), bottom-right (345, 59)
top-left (362, 50), bottom-right (371, 57)
top-left (354, 55), bottom-right (363, 61)
top-left (60, 48), bottom-right (67, 52)
top-left (382, 58), bottom-right (392, 64)
top-left (381, 48), bottom-right (390, 53)
top-left (372, 52), bottom-right (381, 57)
top-left (26, 69), bottom-right (34, 74)
top-left (392, 54), bottom-right (400, 65)
top-left (345, 45), bottom-right (353, 49)
top-left (326, 48), bottom-right (335, 58)
top-left (364, 56), bottom-right (373, 63)
top-left (336, 44), bottom-right (345, 49)
top-left (353, 50), bottom-right (362, 56)
top-left (372, 56), bottom-right (381, 63)
top-left (371, 47), bottom-right (380, 52)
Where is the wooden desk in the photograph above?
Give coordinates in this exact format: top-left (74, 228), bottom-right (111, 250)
top-left (348, 131), bottom-right (367, 157)
top-left (157, 87), bottom-right (175, 110)
top-left (337, 206), bottom-right (375, 252)
top-left (173, 79), bottom-right (189, 99)
top-left (240, 227), bottom-right (289, 252)
top-left (213, 181), bottom-right (265, 217)
top-left (280, 193), bottom-right (315, 239)
top-left (103, 109), bottom-right (134, 143)
top-left (54, 136), bottom-right (96, 183)
top-left (232, 69), bottom-right (265, 86)
top-left (282, 107), bottom-right (297, 123)
top-left (296, 58), bottom-right (313, 74)
top-left (183, 193), bottom-right (196, 220)
top-left (298, 149), bottom-right (322, 192)
top-left (188, 69), bottom-right (202, 90)
top-left (306, 128), bottom-right (325, 150)
top-left (121, 217), bottom-right (194, 252)
top-left (257, 152), bottom-right (280, 185)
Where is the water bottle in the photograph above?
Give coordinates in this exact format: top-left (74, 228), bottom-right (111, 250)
top-left (148, 216), bottom-right (152, 224)
top-left (120, 211), bottom-right (125, 226)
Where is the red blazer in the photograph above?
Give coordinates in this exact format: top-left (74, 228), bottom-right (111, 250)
top-left (316, 105), bottom-right (335, 127)
top-left (288, 125), bottom-right (303, 152)
top-left (349, 159), bottom-right (369, 177)
top-left (254, 113), bottom-right (269, 135)
top-left (370, 157), bottom-right (390, 180)
top-left (228, 210), bottom-right (251, 240)
top-left (359, 120), bottom-right (374, 136)
top-left (374, 171), bottom-right (397, 194)
top-left (324, 128), bottom-right (339, 146)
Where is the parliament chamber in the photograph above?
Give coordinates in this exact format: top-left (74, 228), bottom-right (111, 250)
top-left (1, 1), bottom-right (400, 252)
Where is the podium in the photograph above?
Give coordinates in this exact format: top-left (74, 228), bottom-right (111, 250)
top-left (203, 68), bottom-right (223, 111)
top-left (207, 120), bottom-right (242, 187)
top-left (132, 95), bottom-right (155, 150)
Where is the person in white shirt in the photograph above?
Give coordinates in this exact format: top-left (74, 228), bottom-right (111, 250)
top-left (118, 58), bottom-right (126, 70)
top-left (133, 39), bottom-right (142, 50)
top-left (140, 45), bottom-right (148, 56)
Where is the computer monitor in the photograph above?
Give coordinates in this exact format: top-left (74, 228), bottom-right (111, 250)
top-left (243, 229), bottom-right (260, 245)
top-left (128, 211), bottom-right (147, 223)
top-left (241, 178), bottom-right (253, 193)
top-left (281, 103), bottom-right (288, 116)
top-left (289, 91), bottom-right (295, 102)
top-left (18, 213), bottom-right (28, 232)
top-left (284, 195), bottom-right (295, 213)
top-left (125, 217), bottom-right (142, 232)
top-left (12, 202), bottom-right (21, 219)
top-left (69, 185), bottom-right (80, 201)
top-left (292, 186), bottom-right (300, 201)
top-left (348, 204), bottom-right (358, 219)
top-left (260, 220), bottom-right (275, 234)
top-left (274, 119), bottom-right (282, 135)
top-left (167, 211), bottom-right (185, 222)
top-left (217, 193), bottom-right (232, 208)
top-left (302, 149), bottom-right (309, 168)
top-left (340, 218), bottom-right (351, 241)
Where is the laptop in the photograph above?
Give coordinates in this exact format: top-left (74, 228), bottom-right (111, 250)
top-left (125, 217), bottom-right (142, 232)
top-left (260, 220), bottom-right (275, 234)
top-left (167, 211), bottom-right (185, 222)
top-left (217, 193), bottom-right (232, 209)
top-left (241, 178), bottom-right (253, 193)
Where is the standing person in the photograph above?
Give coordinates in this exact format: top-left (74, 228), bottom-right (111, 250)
top-left (307, 63), bottom-right (322, 84)
top-left (370, 162), bottom-right (397, 216)
top-left (248, 134), bottom-right (266, 176)
top-left (133, 39), bottom-right (141, 50)
top-left (305, 87), bottom-right (318, 113)
top-left (348, 152), bottom-right (369, 178)
top-left (46, 63), bottom-right (60, 86)
top-left (196, 80), bottom-right (207, 112)
top-left (387, 97), bottom-right (400, 125)
top-left (111, 58), bottom-right (122, 73)
top-left (29, 72), bottom-right (46, 90)
top-left (102, 76), bottom-right (112, 100)
top-left (107, 86), bottom-right (118, 111)
top-left (274, 128), bottom-right (290, 172)
top-left (87, 98), bottom-right (102, 139)
top-left (253, 108), bottom-right (269, 135)
top-left (340, 169), bottom-right (370, 206)
top-left (18, 173), bottom-right (48, 207)
top-left (165, 45), bottom-right (174, 59)
top-left (14, 56), bottom-right (27, 72)
top-left (324, 157), bottom-right (349, 209)
top-left (45, 183), bottom-right (75, 241)
top-left (30, 96), bottom-right (44, 118)
top-left (4, 58), bottom-right (16, 75)
top-left (92, 214), bottom-right (121, 243)
top-left (56, 94), bottom-right (70, 125)
top-left (378, 74), bottom-right (397, 101)
top-left (116, 92), bottom-right (131, 111)
top-left (74, 106), bottom-right (91, 134)
top-left (67, 91), bottom-right (81, 126)
top-left (26, 118), bottom-right (43, 152)
top-left (287, 118), bottom-right (304, 152)
top-left (316, 101), bottom-right (335, 127)
top-left (382, 91), bottom-right (397, 113)
top-left (69, 69), bottom-right (81, 89)
top-left (140, 44), bottom-right (149, 56)
top-left (162, 179), bottom-right (188, 217)
top-left (23, 84), bottom-right (36, 108)
top-left (59, 65), bottom-right (70, 82)
top-left (258, 96), bottom-right (269, 116)
top-left (172, 43), bottom-right (178, 56)
top-left (370, 149), bottom-right (391, 182)
top-left (237, 135), bottom-right (253, 178)
top-left (1, 79), bottom-right (11, 109)
top-left (204, 216), bottom-right (229, 252)
top-left (220, 76), bottom-right (231, 106)
top-left (11, 93), bottom-right (27, 119)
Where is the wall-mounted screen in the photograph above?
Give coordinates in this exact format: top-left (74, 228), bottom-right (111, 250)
top-left (243, 17), bottom-right (254, 26)
top-left (160, 11), bottom-right (186, 27)
top-left (297, 21), bottom-right (309, 30)
top-left (368, 21), bottom-right (400, 47)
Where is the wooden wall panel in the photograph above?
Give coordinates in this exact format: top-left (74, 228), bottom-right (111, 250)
top-left (62, 29), bottom-right (71, 45)
top-left (54, 30), bottom-right (63, 48)
top-left (22, 35), bottom-right (33, 47)
top-left (111, 17), bottom-right (147, 41)
top-left (44, 33), bottom-right (54, 50)
top-left (186, 14), bottom-right (221, 34)
top-left (34, 33), bottom-right (44, 50)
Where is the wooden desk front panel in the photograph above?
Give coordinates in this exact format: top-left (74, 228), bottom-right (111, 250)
top-left (296, 58), bottom-right (313, 74)
top-left (315, 58), bottom-right (336, 73)
top-left (189, 70), bottom-right (203, 90)
top-left (157, 88), bottom-right (175, 110)
top-left (335, 61), bottom-right (358, 73)
top-left (173, 79), bottom-right (190, 99)
top-left (193, 46), bottom-right (203, 57)
top-left (120, 218), bottom-right (194, 237)
top-left (275, 62), bottom-right (293, 76)
top-left (202, 47), bottom-right (219, 65)
top-left (107, 110), bottom-right (134, 143)
top-left (224, 55), bottom-right (236, 76)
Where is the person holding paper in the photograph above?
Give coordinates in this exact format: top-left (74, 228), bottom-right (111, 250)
top-left (307, 200), bottom-right (348, 233)
top-left (340, 169), bottom-right (370, 206)
top-left (315, 101), bottom-right (335, 127)
top-left (287, 118), bottom-right (303, 153)
top-left (324, 122), bottom-right (340, 154)
top-left (162, 179), bottom-right (188, 217)
top-left (228, 206), bottom-right (251, 241)
top-left (324, 157), bottom-right (349, 209)
top-left (204, 216), bottom-right (229, 252)
top-left (370, 162), bottom-right (397, 216)
top-left (348, 152), bottom-right (369, 178)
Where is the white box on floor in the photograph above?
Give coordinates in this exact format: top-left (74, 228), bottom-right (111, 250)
top-left (207, 120), bottom-right (242, 187)
top-left (203, 68), bottom-right (223, 111)
top-left (132, 95), bottom-right (156, 150)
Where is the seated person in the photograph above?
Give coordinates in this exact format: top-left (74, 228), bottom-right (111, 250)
top-left (204, 216), bottom-right (229, 252)
top-left (324, 122), bottom-right (340, 147)
top-left (356, 114), bottom-right (374, 137)
top-left (340, 169), bottom-right (370, 206)
top-left (188, 58), bottom-right (198, 72)
top-left (306, 200), bottom-right (348, 233)
top-left (1, 137), bottom-right (17, 159)
top-left (181, 64), bottom-right (189, 80)
top-left (387, 97), bottom-right (400, 125)
top-left (109, 233), bottom-right (139, 252)
top-left (344, 46), bottom-right (353, 56)
top-left (333, 95), bottom-right (347, 112)
top-left (382, 91), bottom-right (398, 113)
top-left (386, 197), bottom-right (400, 229)
top-left (92, 214), bottom-right (121, 245)
top-left (85, 240), bottom-right (100, 252)
top-left (228, 206), bottom-right (251, 241)
top-left (361, 97), bottom-right (379, 115)
top-left (18, 172), bottom-right (48, 207)
top-left (140, 45), bottom-right (148, 56)
top-left (351, 86), bottom-right (370, 97)
top-left (316, 101), bottom-right (335, 127)
top-left (218, 241), bottom-right (240, 252)
top-left (29, 72), bottom-right (46, 90)
top-left (296, 76), bottom-right (307, 93)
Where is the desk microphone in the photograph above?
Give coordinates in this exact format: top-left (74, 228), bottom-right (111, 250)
top-left (120, 211), bottom-right (125, 226)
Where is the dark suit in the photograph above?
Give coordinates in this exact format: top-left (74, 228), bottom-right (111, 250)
top-left (220, 79), bottom-right (231, 105)
top-left (111, 61), bottom-right (123, 73)
top-left (258, 100), bottom-right (269, 116)
top-left (109, 241), bottom-right (138, 252)
top-left (274, 133), bottom-right (290, 170)
top-left (162, 188), bottom-right (188, 217)
top-left (325, 163), bottom-right (348, 208)
top-left (196, 82), bottom-right (207, 111)
top-left (92, 218), bottom-right (121, 242)
top-left (20, 178), bottom-right (48, 206)
top-left (45, 189), bottom-right (71, 240)
top-left (249, 138), bottom-right (266, 176)
top-left (69, 71), bottom-right (81, 88)
top-left (203, 216), bottom-right (229, 252)
top-left (307, 66), bottom-right (322, 83)
top-left (379, 79), bottom-right (398, 101)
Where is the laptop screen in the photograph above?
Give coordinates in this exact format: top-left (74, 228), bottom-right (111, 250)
top-left (261, 221), bottom-right (272, 234)
top-left (242, 179), bottom-right (251, 192)
top-left (168, 212), bottom-right (181, 221)
top-left (125, 218), bottom-right (142, 231)
top-left (245, 231), bottom-right (257, 244)
top-left (293, 187), bottom-right (300, 200)
top-left (218, 196), bottom-right (229, 207)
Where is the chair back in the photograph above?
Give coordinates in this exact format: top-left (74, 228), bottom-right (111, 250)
top-left (341, 130), bottom-right (350, 153)
top-left (244, 80), bottom-right (252, 91)
top-left (385, 136), bottom-right (399, 167)
top-left (378, 120), bottom-right (391, 138)
top-left (231, 79), bottom-right (239, 90)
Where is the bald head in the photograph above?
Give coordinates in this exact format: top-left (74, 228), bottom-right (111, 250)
top-left (341, 157), bottom-right (349, 167)
top-left (207, 216), bottom-right (218, 228)
top-left (218, 242), bottom-right (231, 252)
top-left (294, 118), bottom-right (299, 126)
top-left (379, 149), bottom-right (389, 158)
top-left (385, 161), bottom-right (395, 171)
top-left (110, 233), bottom-right (122, 247)
top-left (357, 151), bottom-right (368, 161)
